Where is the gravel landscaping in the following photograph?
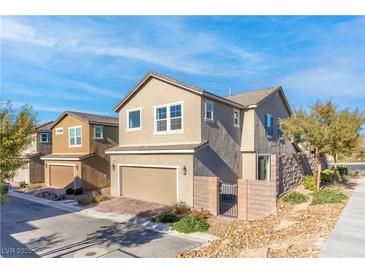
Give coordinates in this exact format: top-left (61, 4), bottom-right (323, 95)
top-left (180, 182), bottom-right (356, 258)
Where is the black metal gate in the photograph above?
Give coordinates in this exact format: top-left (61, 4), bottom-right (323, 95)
top-left (219, 181), bottom-right (238, 217)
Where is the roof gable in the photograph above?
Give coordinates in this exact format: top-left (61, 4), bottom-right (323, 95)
top-left (113, 71), bottom-right (244, 112)
top-left (51, 111), bottom-right (118, 129)
top-left (227, 86), bottom-right (292, 115)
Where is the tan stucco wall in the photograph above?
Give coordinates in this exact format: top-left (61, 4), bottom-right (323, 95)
top-left (118, 78), bottom-right (202, 146)
top-left (109, 153), bottom-right (194, 206)
top-left (241, 153), bottom-right (256, 179)
top-left (255, 92), bottom-right (297, 154)
top-left (52, 115), bottom-right (91, 154)
top-left (44, 160), bottom-right (81, 187)
top-left (241, 109), bottom-right (255, 152)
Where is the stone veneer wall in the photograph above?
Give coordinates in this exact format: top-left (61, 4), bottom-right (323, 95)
top-left (193, 176), bottom-right (219, 216)
top-left (275, 154), bottom-right (313, 196)
top-left (237, 179), bottom-right (277, 220)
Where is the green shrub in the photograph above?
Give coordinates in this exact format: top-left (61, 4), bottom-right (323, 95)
top-left (302, 175), bottom-right (315, 190)
top-left (173, 201), bottom-right (191, 215)
top-left (311, 188), bottom-right (347, 205)
top-left (336, 166), bottom-right (348, 176)
top-left (283, 191), bottom-right (308, 204)
top-left (153, 212), bottom-right (181, 223)
top-left (172, 216), bottom-right (210, 233)
top-left (321, 168), bottom-right (337, 183)
top-left (0, 181), bottom-right (10, 203)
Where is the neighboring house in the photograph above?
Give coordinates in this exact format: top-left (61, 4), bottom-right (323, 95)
top-left (41, 111), bottom-right (118, 191)
top-left (106, 72), bottom-right (304, 211)
top-left (11, 121), bottom-right (53, 185)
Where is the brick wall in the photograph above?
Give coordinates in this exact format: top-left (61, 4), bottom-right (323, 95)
top-left (237, 179), bottom-right (276, 220)
top-left (193, 176), bottom-right (219, 216)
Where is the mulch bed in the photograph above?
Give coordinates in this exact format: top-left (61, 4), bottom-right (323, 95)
top-left (180, 185), bottom-right (350, 258)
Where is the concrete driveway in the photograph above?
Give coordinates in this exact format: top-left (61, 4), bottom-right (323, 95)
top-left (0, 196), bottom-right (200, 258)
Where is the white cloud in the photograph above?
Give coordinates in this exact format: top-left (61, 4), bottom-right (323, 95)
top-left (1, 17), bottom-right (265, 77)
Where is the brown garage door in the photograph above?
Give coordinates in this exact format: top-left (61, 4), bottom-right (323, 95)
top-left (120, 166), bottom-right (177, 205)
top-left (50, 165), bottom-right (75, 188)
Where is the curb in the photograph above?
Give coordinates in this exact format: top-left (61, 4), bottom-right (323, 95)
top-left (8, 191), bottom-right (218, 243)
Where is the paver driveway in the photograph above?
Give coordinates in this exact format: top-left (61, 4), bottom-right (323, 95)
top-left (0, 196), bottom-right (200, 258)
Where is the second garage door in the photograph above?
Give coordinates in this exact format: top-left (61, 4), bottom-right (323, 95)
top-left (120, 166), bottom-right (177, 205)
top-left (50, 165), bottom-right (75, 188)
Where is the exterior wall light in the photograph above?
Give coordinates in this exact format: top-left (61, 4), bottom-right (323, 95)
top-left (112, 163), bottom-right (116, 171)
top-left (182, 166), bottom-right (187, 175)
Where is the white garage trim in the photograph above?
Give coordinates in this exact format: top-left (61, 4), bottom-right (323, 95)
top-left (47, 163), bottom-right (77, 189)
top-left (117, 164), bottom-right (180, 202)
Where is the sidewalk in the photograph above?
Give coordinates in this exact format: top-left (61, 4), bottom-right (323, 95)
top-left (8, 190), bottom-right (218, 244)
top-left (320, 179), bottom-right (365, 257)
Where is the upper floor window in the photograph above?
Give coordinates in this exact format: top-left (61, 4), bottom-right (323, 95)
top-left (69, 126), bottom-right (82, 147)
top-left (94, 126), bottom-right (103, 139)
top-left (277, 118), bottom-right (283, 138)
top-left (257, 155), bottom-right (270, 181)
top-left (55, 127), bottom-right (63, 135)
top-left (155, 102), bottom-right (183, 134)
top-left (265, 114), bottom-right (273, 138)
top-left (40, 133), bottom-right (50, 143)
top-left (205, 101), bottom-right (214, 121)
top-left (127, 108), bottom-right (141, 131)
top-left (233, 109), bottom-right (240, 127)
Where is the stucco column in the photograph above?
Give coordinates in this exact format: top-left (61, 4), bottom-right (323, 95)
top-left (237, 179), bottom-right (248, 220)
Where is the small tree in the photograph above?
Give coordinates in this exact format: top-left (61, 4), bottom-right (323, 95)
top-left (326, 108), bottom-right (364, 169)
top-left (0, 101), bottom-right (36, 186)
top-left (281, 100), bottom-right (364, 188)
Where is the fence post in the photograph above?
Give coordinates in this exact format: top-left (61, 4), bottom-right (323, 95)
top-left (237, 179), bottom-right (248, 220)
top-left (208, 177), bottom-right (219, 216)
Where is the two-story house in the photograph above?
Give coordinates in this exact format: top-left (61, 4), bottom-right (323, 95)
top-left (11, 121), bottom-right (53, 185)
top-left (106, 72), bottom-right (302, 208)
top-left (41, 111), bottom-right (118, 191)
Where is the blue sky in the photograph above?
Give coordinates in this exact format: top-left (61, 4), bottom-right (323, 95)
top-left (1, 16), bottom-right (364, 123)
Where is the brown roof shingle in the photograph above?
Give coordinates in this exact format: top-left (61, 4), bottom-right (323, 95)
top-left (51, 111), bottom-right (118, 128)
top-left (225, 87), bottom-right (279, 107)
top-left (35, 121), bottom-right (54, 132)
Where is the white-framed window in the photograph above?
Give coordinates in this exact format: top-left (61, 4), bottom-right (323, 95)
top-left (154, 102), bottom-right (183, 134)
top-left (204, 100), bottom-right (214, 121)
top-left (69, 126), bottom-right (82, 147)
top-left (94, 126), bottom-right (103, 139)
top-left (257, 154), bottom-right (270, 181)
top-left (265, 114), bottom-right (273, 138)
top-left (55, 127), bottom-right (63, 135)
top-left (126, 108), bottom-right (142, 131)
top-left (233, 109), bottom-right (240, 127)
top-left (40, 133), bottom-right (50, 143)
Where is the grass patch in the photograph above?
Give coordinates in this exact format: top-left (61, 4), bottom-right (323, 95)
top-left (152, 211), bottom-right (181, 223)
top-left (283, 191), bottom-right (308, 204)
top-left (311, 188), bottom-right (347, 205)
top-left (171, 216), bottom-right (210, 234)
